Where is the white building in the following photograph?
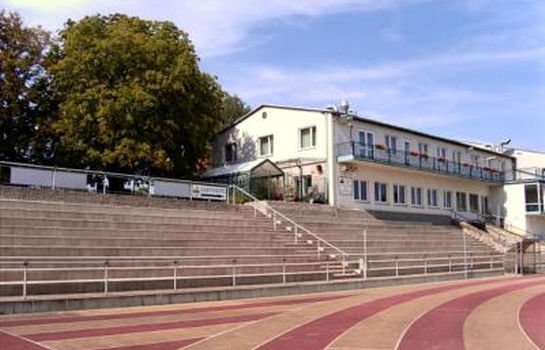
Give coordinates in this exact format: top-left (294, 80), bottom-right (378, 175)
top-left (204, 103), bottom-right (543, 237)
top-left (468, 144), bottom-right (545, 238)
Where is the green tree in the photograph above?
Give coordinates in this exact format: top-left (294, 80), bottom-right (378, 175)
top-left (0, 11), bottom-right (54, 162)
top-left (219, 93), bottom-right (251, 130)
top-left (49, 14), bottom-right (223, 176)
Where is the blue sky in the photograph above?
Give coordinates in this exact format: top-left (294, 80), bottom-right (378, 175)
top-left (3, 0), bottom-right (544, 150)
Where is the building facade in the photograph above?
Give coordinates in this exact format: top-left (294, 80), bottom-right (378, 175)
top-left (204, 104), bottom-right (543, 237)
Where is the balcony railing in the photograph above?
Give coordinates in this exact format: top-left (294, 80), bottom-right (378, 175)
top-left (337, 142), bottom-right (507, 183)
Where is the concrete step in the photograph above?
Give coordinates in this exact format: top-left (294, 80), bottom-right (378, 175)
top-left (0, 236), bottom-right (294, 248)
top-left (0, 245), bottom-right (307, 257)
top-left (0, 218), bottom-right (273, 232)
top-left (0, 207), bottom-right (268, 224)
top-left (0, 225), bottom-right (285, 238)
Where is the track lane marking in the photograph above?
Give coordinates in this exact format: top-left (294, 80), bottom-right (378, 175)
top-left (519, 292), bottom-right (545, 349)
top-left (254, 276), bottom-right (519, 350)
top-left (397, 277), bottom-right (545, 350)
top-left (326, 278), bottom-right (526, 350)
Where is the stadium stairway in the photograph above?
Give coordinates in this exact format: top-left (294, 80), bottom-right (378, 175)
top-left (266, 201), bottom-right (506, 278)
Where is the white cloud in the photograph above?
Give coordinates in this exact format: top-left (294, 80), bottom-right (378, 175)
top-left (1, 0), bottom-right (414, 56)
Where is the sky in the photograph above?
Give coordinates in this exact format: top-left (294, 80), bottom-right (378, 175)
top-left (2, 0), bottom-right (545, 150)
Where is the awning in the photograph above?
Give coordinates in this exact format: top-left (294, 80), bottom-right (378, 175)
top-left (202, 159), bottom-right (284, 179)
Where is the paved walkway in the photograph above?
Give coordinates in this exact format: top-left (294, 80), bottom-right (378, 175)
top-left (1, 275), bottom-right (543, 350)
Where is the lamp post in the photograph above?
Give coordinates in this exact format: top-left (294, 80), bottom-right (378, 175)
top-left (295, 158), bottom-right (303, 202)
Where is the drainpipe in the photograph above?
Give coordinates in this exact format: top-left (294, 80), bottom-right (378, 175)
top-left (326, 112), bottom-right (337, 207)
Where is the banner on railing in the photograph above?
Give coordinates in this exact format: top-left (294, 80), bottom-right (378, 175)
top-left (191, 184), bottom-right (227, 200)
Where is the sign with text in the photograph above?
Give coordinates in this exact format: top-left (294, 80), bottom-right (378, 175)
top-left (191, 184), bottom-right (227, 200)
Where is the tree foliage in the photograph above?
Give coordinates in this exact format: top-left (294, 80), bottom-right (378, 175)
top-left (0, 11), bottom-right (54, 162)
top-left (49, 14), bottom-right (224, 176)
top-left (219, 93), bottom-right (251, 130)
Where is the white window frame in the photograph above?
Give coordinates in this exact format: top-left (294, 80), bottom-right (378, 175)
top-left (393, 184), bottom-right (406, 205)
top-left (411, 187), bottom-right (423, 207)
top-left (385, 135), bottom-right (398, 155)
top-left (437, 147), bottom-right (447, 159)
top-left (469, 193), bottom-right (480, 213)
top-left (374, 182), bottom-right (388, 204)
top-left (443, 190), bottom-right (453, 209)
top-left (357, 129), bottom-right (375, 158)
top-left (353, 179), bottom-right (368, 202)
top-left (418, 143), bottom-right (429, 156)
top-left (299, 126), bottom-right (317, 150)
top-left (258, 135), bottom-right (274, 157)
top-left (427, 188), bottom-right (439, 208)
top-left (456, 192), bottom-right (468, 212)
top-left (471, 154), bottom-right (480, 167)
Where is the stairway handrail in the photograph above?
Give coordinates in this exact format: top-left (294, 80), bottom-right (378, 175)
top-left (229, 184), bottom-right (348, 258)
top-left (482, 213), bottom-right (542, 242)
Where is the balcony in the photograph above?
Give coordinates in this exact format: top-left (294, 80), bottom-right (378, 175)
top-left (337, 142), bottom-right (506, 183)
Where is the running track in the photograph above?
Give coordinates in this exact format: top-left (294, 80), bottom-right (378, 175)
top-left (0, 275), bottom-right (543, 350)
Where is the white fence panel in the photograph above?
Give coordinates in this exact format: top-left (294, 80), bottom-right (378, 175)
top-left (153, 180), bottom-right (191, 198)
top-left (10, 167), bottom-right (53, 187)
top-left (54, 171), bottom-right (88, 190)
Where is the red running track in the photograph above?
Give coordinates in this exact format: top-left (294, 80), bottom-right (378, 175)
top-left (397, 278), bottom-right (545, 350)
top-left (519, 292), bottom-right (545, 349)
top-left (256, 277), bottom-right (510, 350)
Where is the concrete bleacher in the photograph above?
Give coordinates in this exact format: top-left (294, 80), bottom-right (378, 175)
top-left (0, 192), bottom-right (332, 297)
top-left (268, 201), bottom-right (504, 277)
top-left (0, 185), bottom-right (504, 307)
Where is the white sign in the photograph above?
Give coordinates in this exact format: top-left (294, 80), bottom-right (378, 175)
top-left (339, 176), bottom-right (353, 196)
top-left (191, 184), bottom-right (227, 200)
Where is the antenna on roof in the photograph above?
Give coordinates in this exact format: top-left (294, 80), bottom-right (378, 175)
top-left (339, 100), bottom-right (350, 115)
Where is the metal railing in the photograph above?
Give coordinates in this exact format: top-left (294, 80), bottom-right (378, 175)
top-left (228, 184), bottom-right (350, 270)
top-left (0, 250), bottom-right (508, 299)
top-left (337, 142), bottom-right (509, 183)
top-left (0, 256), bottom-right (339, 299)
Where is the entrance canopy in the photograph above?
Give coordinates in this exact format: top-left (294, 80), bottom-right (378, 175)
top-left (203, 159), bottom-right (284, 179)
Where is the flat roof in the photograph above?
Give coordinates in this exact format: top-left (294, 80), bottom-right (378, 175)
top-left (217, 104), bottom-right (515, 160)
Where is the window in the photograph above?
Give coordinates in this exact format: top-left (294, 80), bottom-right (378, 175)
top-left (437, 147), bottom-right (447, 159)
top-left (374, 182), bottom-right (388, 203)
top-left (418, 143), bottom-right (429, 156)
top-left (299, 126), bottom-right (316, 149)
top-left (471, 155), bottom-right (480, 167)
top-left (258, 135), bottom-right (274, 156)
top-left (393, 184), bottom-right (406, 204)
top-left (427, 189), bottom-right (438, 207)
top-left (452, 150), bottom-right (462, 173)
top-left (481, 196), bottom-right (489, 214)
top-left (403, 140), bottom-right (411, 165)
top-left (443, 191), bottom-right (453, 209)
top-left (469, 194), bottom-right (479, 213)
top-left (353, 180), bottom-right (368, 201)
top-left (411, 187), bottom-right (423, 206)
top-left (224, 143), bottom-right (237, 163)
top-left (385, 135), bottom-right (397, 155)
top-left (357, 131), bottom-right (375, 158)
top-left (456, 192), bottom-right (467, 211)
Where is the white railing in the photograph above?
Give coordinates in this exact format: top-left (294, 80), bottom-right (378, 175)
top-left (229, 184), bottom-right (350, 270)
top-left (0, 256), bottom-right (338, 299)
top-left (0, 250), bottom-right (507, 299)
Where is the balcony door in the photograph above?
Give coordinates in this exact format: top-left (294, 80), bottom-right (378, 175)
top-left (357, 130), bottom-right (374, 159)
top-left (403, 140), bottom-right (411, 165)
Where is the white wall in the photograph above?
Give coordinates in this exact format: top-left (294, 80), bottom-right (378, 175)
top-left (335, 119), bottom-right (514, 172)
top-left (336, 162), bottom-right (492, 214)
top-left (213, 107), bottom-right (327, 166)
